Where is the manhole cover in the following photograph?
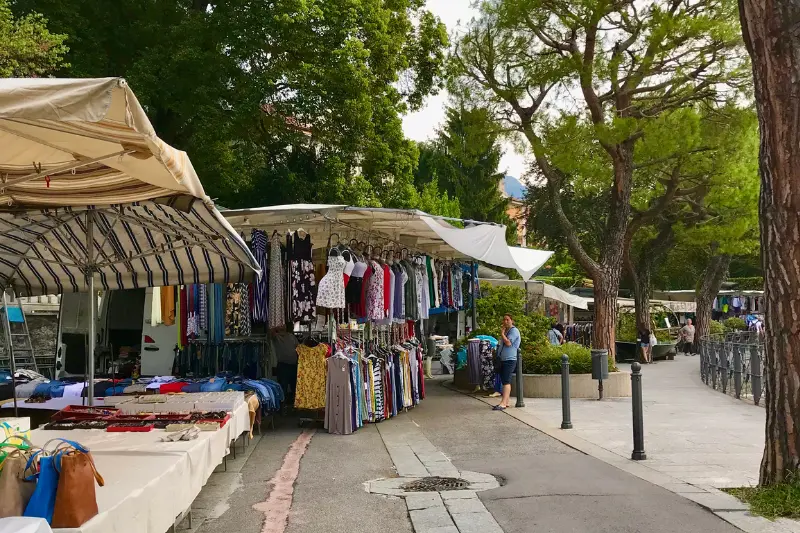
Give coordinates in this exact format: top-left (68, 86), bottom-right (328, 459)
top-left (402, 477), bottom-right (471, 492)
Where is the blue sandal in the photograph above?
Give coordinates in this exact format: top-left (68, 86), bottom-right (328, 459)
top-left (492, 405), bottom-right (507, 411)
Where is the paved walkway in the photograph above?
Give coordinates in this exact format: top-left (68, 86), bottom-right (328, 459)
top-left (189, 375), bottom-right (745, 533)
top-left (522, 355), bottom-right (764, 488)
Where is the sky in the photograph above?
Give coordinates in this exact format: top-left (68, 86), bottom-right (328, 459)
top-left (400, 0), bottom-right (529, 180)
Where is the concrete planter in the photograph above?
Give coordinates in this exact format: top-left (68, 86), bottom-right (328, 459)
top-left (452, 367), bottom-right (631, 398)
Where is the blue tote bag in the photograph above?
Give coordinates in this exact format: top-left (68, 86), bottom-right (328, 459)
top-left (24, 439), bottom-right (88, 523)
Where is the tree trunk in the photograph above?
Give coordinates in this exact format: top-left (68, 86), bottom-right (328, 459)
top-left (592, 270), bottom-right (620, 360)
top-left (694, 254), bottom-right (730, 342)
top-left (633, 267), bottom-right (652, 333)
top-left (740, 0), bottom-right (800, 486)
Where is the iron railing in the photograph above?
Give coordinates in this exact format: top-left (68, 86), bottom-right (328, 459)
top-left (697, 332), bottom-right (765, 406)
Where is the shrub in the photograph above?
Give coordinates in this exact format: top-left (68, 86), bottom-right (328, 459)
top-left (616, 312), bottom-right (638, 342)
top-left (521, 342), bottom-right (615, 374)
top-left (709, 320), bottom-right (724, 335)
top-left (724, 317), bottom-right (747, 332)
top-left (474, 282), bottom-right (553, 351)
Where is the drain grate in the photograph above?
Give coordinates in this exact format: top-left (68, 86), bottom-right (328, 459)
top-left (402, 476), bottom-right (471, 492)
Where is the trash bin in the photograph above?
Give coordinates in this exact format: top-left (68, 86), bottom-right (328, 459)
top-left (591, 349), bottom-right (609, 381)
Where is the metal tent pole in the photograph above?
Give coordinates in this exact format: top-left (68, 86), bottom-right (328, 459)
top-left (516, 280), bottom-right (527, 407)
top-left (2, 291), bottom-right (18, 417)
top-left (86, 211), bottom-right (96, 405)
top-left (471, 261), bottom-right (478, 332)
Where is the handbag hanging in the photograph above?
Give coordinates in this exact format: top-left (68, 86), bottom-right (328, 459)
top-left (51, 445), bottom-right (104, 528)
top-left (0, 445), bottom-right (36, 518)
top-left (23, 452), bottom-right (58, 523)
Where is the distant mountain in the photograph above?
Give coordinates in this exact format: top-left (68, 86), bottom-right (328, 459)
top-left (502, 175), bottom-right (525, 200)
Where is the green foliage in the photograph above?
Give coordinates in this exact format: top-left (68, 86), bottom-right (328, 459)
top-left (13, 0), bottom-right (448, 209)
top-left (0, 0), bottom-right (67, 77)
top-left (724, 484), bottom-right (800, 520)
top-left (415, 105), bottom-right (517, 240)
top-left (724, 317), bottom-right (747, 332)
top-left (617, 312), bottom-right (638, 343)
top-left (729, 277), bottom-right (764, 290)
top-left (521, 343), bottom-right (615, 375)
top-left (710, 321), bottom-right (725, 335)
top-left (533, 277), bottom-right (576, 290)
top-left (475, 282), bottom-right (553, 348)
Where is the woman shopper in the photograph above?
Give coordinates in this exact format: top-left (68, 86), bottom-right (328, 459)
top-left (494, 314), bottom-right (521, 411)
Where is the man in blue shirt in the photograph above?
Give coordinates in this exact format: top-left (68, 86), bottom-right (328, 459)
top-left (495, 314), bottom-right (521, 410)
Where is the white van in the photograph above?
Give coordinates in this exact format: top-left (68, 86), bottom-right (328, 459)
top-left (55, 288), bottom-right (178, 378)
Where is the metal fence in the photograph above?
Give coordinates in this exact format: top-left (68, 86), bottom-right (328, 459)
top-left (697, 332), bottom-right (765, 405)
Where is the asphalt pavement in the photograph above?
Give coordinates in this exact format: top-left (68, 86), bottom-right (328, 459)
top-left (191, 378), bottom-right (743, 533)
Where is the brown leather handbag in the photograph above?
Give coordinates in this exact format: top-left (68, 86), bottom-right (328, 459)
top-left (0, 447), bottom-right (36, 518)
top-left (51, 448), bottom-right (105, 528)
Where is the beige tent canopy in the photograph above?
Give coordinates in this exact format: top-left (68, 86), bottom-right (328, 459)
top-left (223, 204), bottom-right (553, 280)
top-left (0, 77), bottom-right (259, 405)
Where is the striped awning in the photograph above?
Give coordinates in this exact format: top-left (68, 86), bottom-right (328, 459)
top-left (0, 77), bottom-right (260, 294)
top-left (0, 198), bottom-right (258, 296)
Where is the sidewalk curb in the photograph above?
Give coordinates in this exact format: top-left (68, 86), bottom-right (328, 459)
top-left (440, 379), bottom-right (796, 533)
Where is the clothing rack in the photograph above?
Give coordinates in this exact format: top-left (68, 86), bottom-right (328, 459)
top-left (564, 322), bottom-right (593, 347)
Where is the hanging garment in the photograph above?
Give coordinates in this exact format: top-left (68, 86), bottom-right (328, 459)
top-left (366, 260), bottom-right (385, 320)
top-left (295, 343), bottom-right (328, 410)
top-left (317, 254), bottom-right (347, 309)
top-left (325, 355), bottom-right (354, 435)
top-left (152, 286), bottom-right (163, 326)
top-left (268, 234), bottom-right (286, 329)
top-left (467, 340), bottom-right (482, 386)
top-left (480, 341), bottom-right (495, 390)
top-left (289, 231), bottom-right (317, 322)
top-left (251, 229), bottom-right (270, 323)
top-left (161, 286), bottom-right (176, 326)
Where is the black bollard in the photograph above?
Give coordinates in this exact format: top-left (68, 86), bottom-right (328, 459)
top-left (515, 356), bottom-right (525, 408)
top-left (561, 354), bottom-right (572, 429)
top-left (631, 362), bottom-right (646, 460)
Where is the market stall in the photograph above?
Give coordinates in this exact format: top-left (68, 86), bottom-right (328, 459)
top-left (0, 78), bottom-right (260, 533)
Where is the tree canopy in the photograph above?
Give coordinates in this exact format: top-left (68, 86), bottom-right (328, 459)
top-left (452, 0), bottom-right (749, 351)
top-left (11, 0), bottom-right (449, 210)
top-left (0, 0), bottom-right (66, 77)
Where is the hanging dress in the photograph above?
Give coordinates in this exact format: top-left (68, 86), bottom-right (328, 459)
top-left (316, 252), bottom-right (347, 309)
top-left (268, 233), bottom-right (286, 329)
top-left (289, 231), bottom-right (317, 323)
top-left (295, 343), bottom-right (328, 410)
top-left (251, 229), bottom-right (269, 323)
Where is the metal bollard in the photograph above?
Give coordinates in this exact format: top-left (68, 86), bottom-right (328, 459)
top-left (750, 344), bottom-right (762, 406)
top-left (515, 356), bottom-right (525, 408)
top-left (561, 354), bottom-right (572, 429)
top-left (733, 344), bottom-right (743, 399)
top-left (720, 343), bottom-right (729, 393)
top-left (711, 343), bottom-right (719, 390)
top-left (700, 341), bottom-right (707, 383)
top-left (631, 362), bottom-right (647, 460)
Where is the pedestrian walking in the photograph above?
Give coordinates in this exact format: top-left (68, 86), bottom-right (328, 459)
top-left (494, 314), bottom-right (520, 411)
top-left (680, 319), bottom-right (696, 356)
top-left (639, 328), bottom-right (653, 364)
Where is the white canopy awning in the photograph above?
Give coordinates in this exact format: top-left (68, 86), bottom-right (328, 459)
top-left (222, 204), bottom-right (553, 279)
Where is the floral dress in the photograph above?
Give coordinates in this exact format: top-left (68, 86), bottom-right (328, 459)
top-left (289, 232), bottom-right (317, 323)
top-left (295, 343), bottom-right (328, 410)
top-left (316, 254), bottom-right (347, 309)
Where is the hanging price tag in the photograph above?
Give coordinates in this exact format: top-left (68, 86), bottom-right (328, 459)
top-left (45, 175), bottom-right (51, 188)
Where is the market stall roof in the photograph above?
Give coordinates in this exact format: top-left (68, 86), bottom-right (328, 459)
top-left (0, 77), bottom-right (259, 295)
top-left (480, 278), bottom-right (591, 310)
top-left (222, 204), bottom-right (553, 280)
top-left (616, 297), bottom-right (697, 313)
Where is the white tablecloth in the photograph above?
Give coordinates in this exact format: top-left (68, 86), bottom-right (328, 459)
top-left (1, 398), bottom-right (107, 411)
top-left (26, 403), bottom-right (250, 533)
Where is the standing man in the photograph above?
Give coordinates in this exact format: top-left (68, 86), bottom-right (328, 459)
top-left (680, 318), bottom-right (696, 356)
top-left (495, 314), bottom-right (521, 411)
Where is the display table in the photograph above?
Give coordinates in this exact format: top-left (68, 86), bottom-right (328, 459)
top-left (1, 398), bottom-right (107, 411)
top-left (24, 401), bottom-right (250, 533)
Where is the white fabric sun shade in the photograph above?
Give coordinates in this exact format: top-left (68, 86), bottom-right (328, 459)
top-left (222, 204), bottom-right (552, 279)
top-left (0, 77), bottom-right (259, 296)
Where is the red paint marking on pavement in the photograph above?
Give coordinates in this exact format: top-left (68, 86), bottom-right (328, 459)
top-left (253, 429), bottom-right (316, 533)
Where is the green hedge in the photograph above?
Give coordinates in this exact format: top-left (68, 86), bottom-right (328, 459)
top-left (724, 317), bottom-right (747, 332)
top-left (521, 343), bottom-right (616, 374)
top-left (710, 321), bottom-right (725, 335)
top-left (728, 277), bottom-right (764, 290)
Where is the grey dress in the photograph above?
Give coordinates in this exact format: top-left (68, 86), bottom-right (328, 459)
top-left (325, 355), bottom-right (354, 435)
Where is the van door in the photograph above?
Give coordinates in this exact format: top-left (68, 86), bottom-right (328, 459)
top-left (55, 292), bottom-right (90, 378)
top-left (140, 288), bottom-right (178, 376)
